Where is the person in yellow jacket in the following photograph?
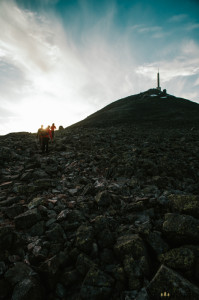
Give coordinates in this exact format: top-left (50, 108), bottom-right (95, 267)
top-left (37, 125), bottom-right (44, 147)
top-left (41, 127), bottom-right (51, 154)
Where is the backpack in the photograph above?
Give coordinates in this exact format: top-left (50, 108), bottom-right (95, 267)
top-left (40, 129), bottom-right (48, 137)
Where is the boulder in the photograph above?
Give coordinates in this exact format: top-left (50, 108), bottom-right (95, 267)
top-left (11, 278), bottom-right (43, 300)
top-left (46, 223), bottom-right (65, 242)
top-left (0, 279), bottom-right (11, 299)
top-left (163, 213), bottom-right (199, 244)
top-left (28, 197), bottom-right (44, 209)
top-left (114, 234), bottom-right (146, 259)
top-left (97, 229), bottom-right (115, 249)
top-left (14, 184), bottom-right (39, 195)
top-left (5, 262), bottom-right (37, 286)
top-left (0, 226), bottom-right (18, 256)
top-left (147, 264), bottom-right (199, 299)
top-left (95, 191), bottom-right (111, 207)
top-left (158, 247), bottom-right (195, 271)
top-left (80, 267), bottom-right (114, 300)
top-left (60, 268), bottom-right (80, 287)
top-left (33, 179), bottom-right (55, 188)
top-left (39, 251), bottom-right (70, 288)
top-left (76, 225), bottom-right (94, 254)
top-left (169, 194), bottom-right (199, 217)
top-left (14, 209), bottom-right (41, 230)
top-left (146, 231), bottom-right (169, 255)
top-left (76, 253), bottom-right (96, 276)
top-left (3, 204), bottom-right (25, 219)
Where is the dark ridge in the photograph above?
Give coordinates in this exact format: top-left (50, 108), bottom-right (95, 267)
top-left (68, 89), bottom-right (199, 129)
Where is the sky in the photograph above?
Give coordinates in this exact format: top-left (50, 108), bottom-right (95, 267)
top-left (0, 0), bottom-right (199, 135)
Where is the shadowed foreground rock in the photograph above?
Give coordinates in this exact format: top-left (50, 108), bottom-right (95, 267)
top-left (147, 265), bottom-right (199, 299)
top-left (0, 92), bottom-right (199, 299)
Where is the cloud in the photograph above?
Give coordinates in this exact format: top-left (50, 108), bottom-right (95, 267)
top-left (0, 0), bottom-right (199, 135)
top-left (135, 38), bottom-right (199, 103)
top-left (136, 39), bottom-right (199, 78)
top-left (0, 0), bottom-right (139, 134)
top-left (168, 14), bottom-right (188, 23)
top-left (185, 23), bottom-right (199, 31)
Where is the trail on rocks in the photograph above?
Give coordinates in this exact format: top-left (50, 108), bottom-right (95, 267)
top-left (0, 126), bottom-right (199, 300)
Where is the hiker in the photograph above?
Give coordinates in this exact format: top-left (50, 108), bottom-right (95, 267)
top-left (41, 127), bottom-right (51, 153)
top-left (37, 125), bottom-right (44, 147)
top-left (47, 125), bottom-right (52, 141)
top-left (51, 123), bottom-right (56, 140)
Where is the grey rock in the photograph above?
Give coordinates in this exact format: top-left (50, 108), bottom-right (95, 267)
top-left (80, 267), bottom-right (114, 300)
top-left (98, 229), bottom-right (115, 248)
top-left (163, 213), bottom-right (199, 244)
top-left (28, 221), bottom-right (45, 236)
top-left (11, 278), bottom-right (43, 300)
top-left (3, 204), bottom-right (25, 219)
top-left (28, 197), bottom-right (44, 209)
top-left (60, 268), bottom-right (79, 287)
top-left (114, 234), bottom-right (146, 259)
top-left (55, 283), bottom-right (67, 298)
top-left (0, 196), bottom-right (19, 207)
top-left (33, 178), bottom-right (56, 188)
top-left (0, 279), bottom-right (10, 299)
top-left (95, 191), bottom-right (111, 207)
top-left (76, 253), bottom-right (96, 276)
top-left (76, 225), bottom-right (94, 254)
top-left (135, 288), bottom-right (149, 300)
top-left (158, 247), bottom-right (195, 271)
top-left (5, 262), bottom-right (37, 286)
top-left (0, 261), bottom-right (6, 275)
top-left (146, 231), bottom-right (169, 255)
top-left (14, 209), bottom-right (41, 230)
top-left (46, 223), bottom-right (65, 242)
top-left (168, 194), bottom-right (199, 217)
top-left (0, 226), bottom-right (18, 253)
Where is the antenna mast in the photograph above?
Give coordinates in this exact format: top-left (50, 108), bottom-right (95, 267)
top-left (157, 70), bottom-right (161, 91)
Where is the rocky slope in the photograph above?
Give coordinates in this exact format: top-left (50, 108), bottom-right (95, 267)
top-left (0, 91), bottom-right (199, 299)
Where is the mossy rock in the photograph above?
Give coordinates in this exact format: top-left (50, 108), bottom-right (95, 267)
top-left (80, 267), bottom-right (114, 300)
top-left (28, 197), bottom-right (44, 209)
top-left (114, 234), bottom-right (146, 259)
top-left (123, 255), bottom-right (148, 290)
top-left (76, 225), bottom-right (94, 254)
top-left (163, 213), bottom-right (199, 244)
top-left (76, 253), bottom-right (96, 276)
top-left (169, 194), bottom-right (199, 217)
top-left (16, 184), bottom-right (39, 195)
top-left (158, 247), bottom-right (195, 271)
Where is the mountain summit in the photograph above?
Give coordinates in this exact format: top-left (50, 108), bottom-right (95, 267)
top-left (70, 89), bottom-right (199, 129)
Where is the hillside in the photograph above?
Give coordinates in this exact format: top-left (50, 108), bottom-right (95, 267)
top-left (70, 89), bottom-right (199, 129)
top-left (0, 90), bottom-right (199, 299)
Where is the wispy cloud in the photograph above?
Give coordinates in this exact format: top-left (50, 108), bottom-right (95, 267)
top-left (0, 0), bottom-right (199, 135)
top-left (0, 0), bottom-right (138, 133)
top-left (135, 39), bottom-right (199, 102)
top-left (185, 23), bottom-right (199, 31)
top-left (130, 24), bottom-right (168, 39)
top-left (168, 14), bottom-right (188, 23)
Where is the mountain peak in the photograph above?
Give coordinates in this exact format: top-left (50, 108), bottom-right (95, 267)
top-left (69, 90), bottom-right (199, 129)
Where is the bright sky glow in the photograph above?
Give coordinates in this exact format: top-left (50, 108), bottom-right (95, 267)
top-left (0, 0), bottom-right (199, 135)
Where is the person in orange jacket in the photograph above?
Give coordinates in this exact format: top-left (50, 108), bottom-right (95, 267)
top-left (51, 123), bottom-right (56, 140)
top-left (47, 125), bottom-right (52, 141)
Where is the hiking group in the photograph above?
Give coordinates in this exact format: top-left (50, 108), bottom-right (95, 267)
top-left (37, 123), bottom-right (56, 154)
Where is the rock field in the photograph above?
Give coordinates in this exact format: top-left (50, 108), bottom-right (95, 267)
top-left (0, 125), bottom-right (199, 299)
